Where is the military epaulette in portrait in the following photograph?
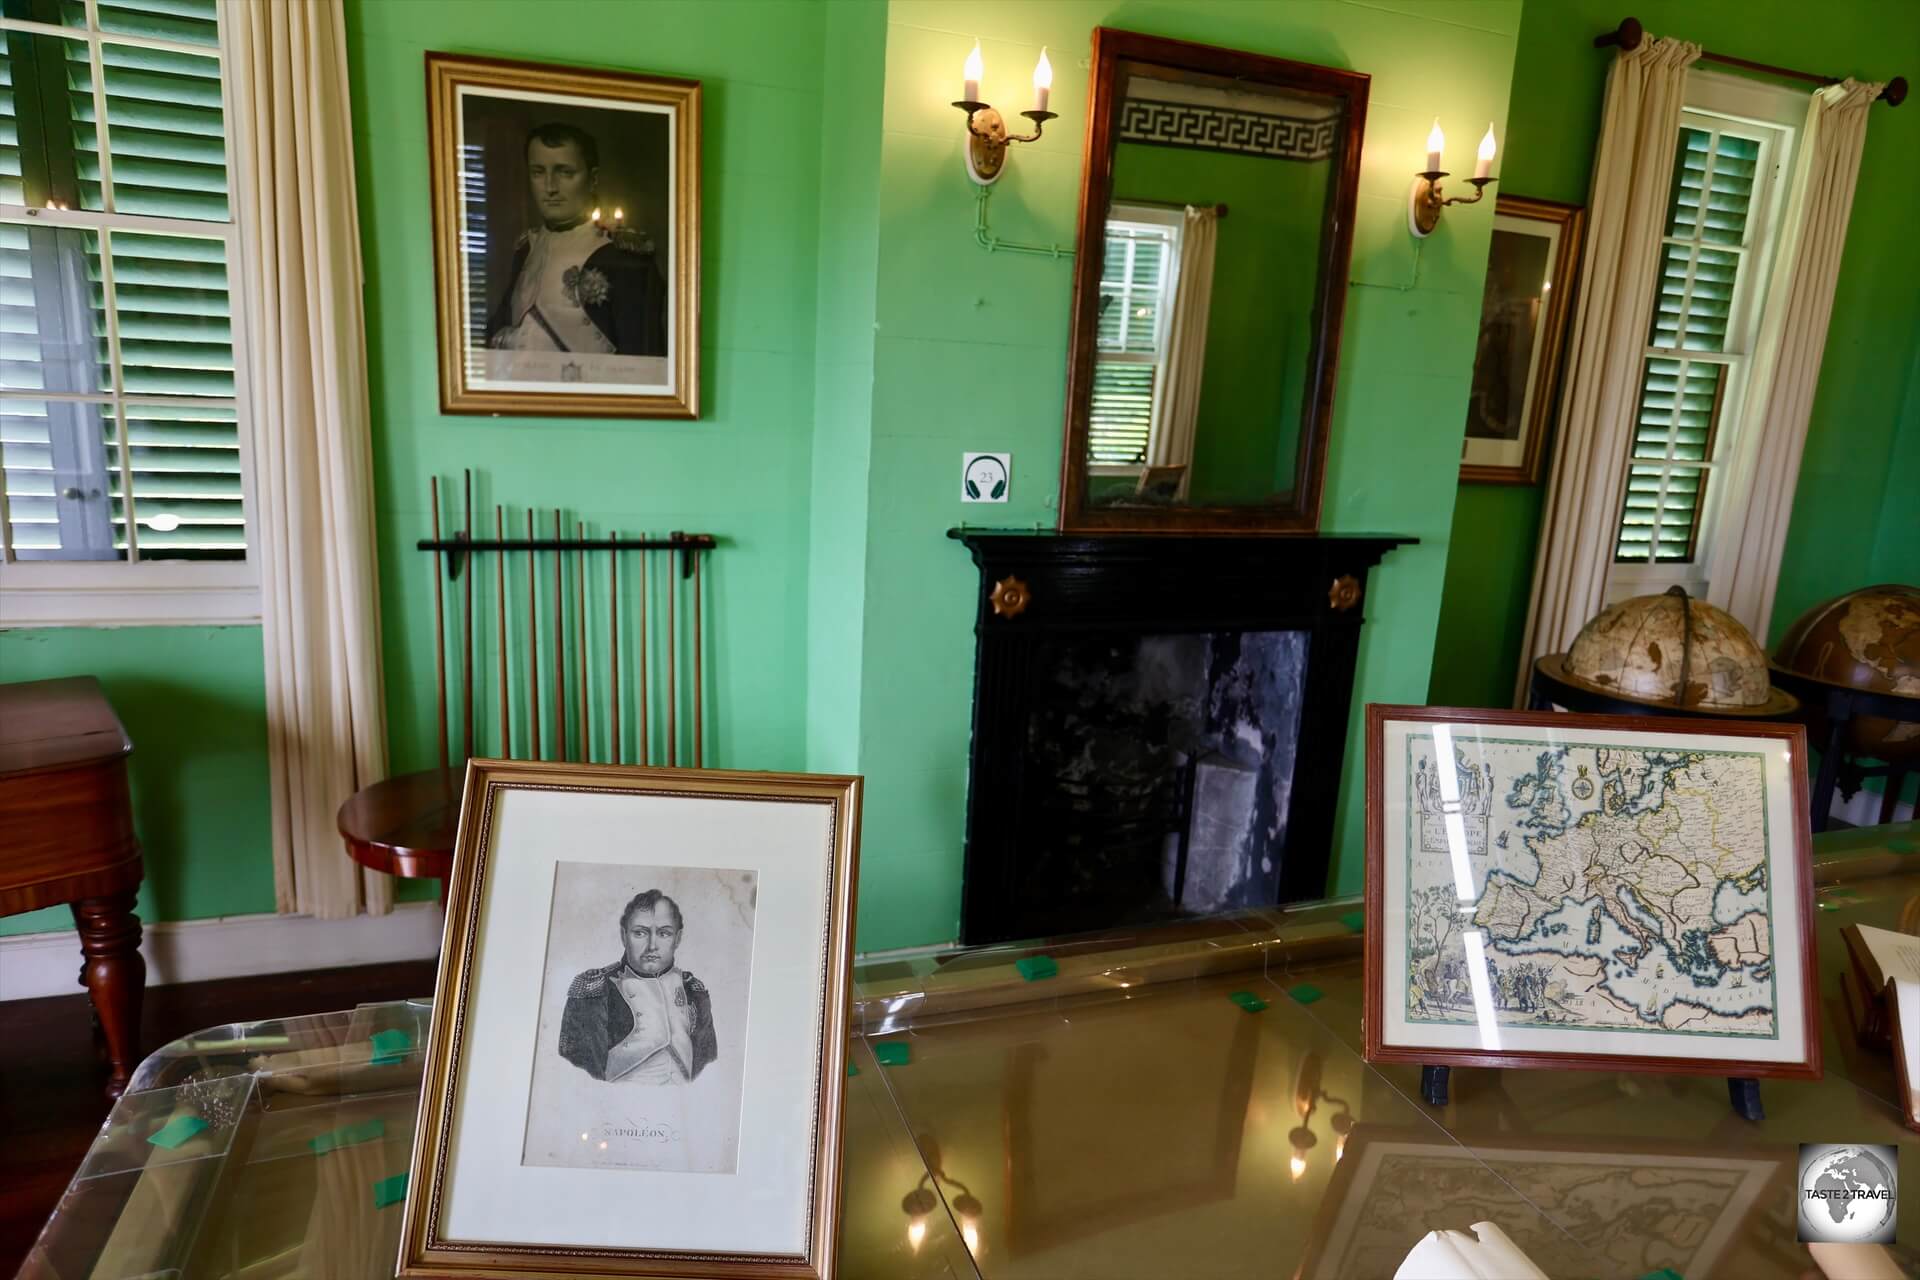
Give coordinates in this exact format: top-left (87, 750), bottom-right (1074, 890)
top-left (681, 971), bottom-right (707, 996)
top-left (608, 227), bottom-right (655, 257)
top-left (568, 964), bottom-right (616, 998)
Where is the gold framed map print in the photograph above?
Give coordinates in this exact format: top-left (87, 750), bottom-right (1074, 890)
top-left (1363, 706), bottom-right (1819, 1079)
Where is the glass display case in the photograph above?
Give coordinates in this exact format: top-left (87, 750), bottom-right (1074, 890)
top-left (21, 825), bottom-right (1920, 1279)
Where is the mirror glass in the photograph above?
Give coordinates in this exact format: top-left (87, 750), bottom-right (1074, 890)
top-left (1064, 37), bottom-right (1365, 530)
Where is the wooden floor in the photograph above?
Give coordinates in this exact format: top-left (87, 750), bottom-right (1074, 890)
top-left (0, 959), bottom-right (438, 1272)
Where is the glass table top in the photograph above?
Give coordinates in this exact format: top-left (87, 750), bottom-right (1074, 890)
top-left (21, 823), bottom-right (1920, 1279)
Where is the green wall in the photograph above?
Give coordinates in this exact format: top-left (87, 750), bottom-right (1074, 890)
top-left (1430, 0), bottom-right (1920, 709)
top-left (344, 0), bottom-right (828, 784)
top-left (1108, 140), bottom-right (1326, 505)
top-left (14, 0), bottom-right (1905, 955)
top-left (0, 626), bottom-right (273, 936)
top-left (843, 0), bottom-right (1521, 948)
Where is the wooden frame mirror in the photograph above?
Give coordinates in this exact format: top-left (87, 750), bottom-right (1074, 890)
top-left (1059, 29), bottom-right (1368, 533)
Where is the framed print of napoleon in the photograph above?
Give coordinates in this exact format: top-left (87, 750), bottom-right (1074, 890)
top-left (400, 762), bottom-right (862, 1279)
top-left (427, 52), bottom-right (701, 418)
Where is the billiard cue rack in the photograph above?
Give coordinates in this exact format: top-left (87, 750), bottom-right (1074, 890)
top-left (417, 471), bottom-right (720, 770)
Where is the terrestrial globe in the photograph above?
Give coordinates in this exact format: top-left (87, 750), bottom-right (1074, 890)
top-left (1562, 587), bottom-right (1786, 711)
top-left (1774, 584), bottom-right (1920, 762)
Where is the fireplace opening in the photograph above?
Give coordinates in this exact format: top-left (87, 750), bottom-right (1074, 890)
top-left (1023, 630), bottom-right (1307, 929)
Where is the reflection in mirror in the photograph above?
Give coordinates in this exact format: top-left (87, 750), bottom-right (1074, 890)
top-left (1064, 31), bottom-right (1367, 532)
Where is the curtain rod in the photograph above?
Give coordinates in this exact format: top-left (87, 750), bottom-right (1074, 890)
top-left (1594, 17), bottom-right (1907, 107)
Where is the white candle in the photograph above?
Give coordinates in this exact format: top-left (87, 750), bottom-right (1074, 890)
top-left (1474, 123), bottom-right (1497, 179)
top-left (963, 41), bottom-right (982, 104)
top-left (1425, 119), bottom-right (1444, 174)
top-left (1033, 46), bottom-right (1052, 113)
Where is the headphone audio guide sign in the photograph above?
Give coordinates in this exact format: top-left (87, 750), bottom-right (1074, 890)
top-left (962, 453), bottom-right (1011, 503)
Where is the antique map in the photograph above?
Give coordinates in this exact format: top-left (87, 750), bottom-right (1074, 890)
top-left (1309, 1139), bottom-right (1779, 1280)
top-left (1403, 735), bottom-right (1778, 1039)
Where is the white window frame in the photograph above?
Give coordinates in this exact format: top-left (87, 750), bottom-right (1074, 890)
top-left (0, 0), bottom-right (260, 627)
top-left (1607, 70), bottom-right (1802, 604)
top-left (1089, 203), bottom-right (1182, 477)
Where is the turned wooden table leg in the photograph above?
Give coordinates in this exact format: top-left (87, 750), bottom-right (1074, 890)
top-left (72, 892), bottom-right (145, 1097)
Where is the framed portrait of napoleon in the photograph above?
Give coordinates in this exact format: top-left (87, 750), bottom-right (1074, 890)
top-left (398, 762), bottom-right (861, 1278)
top-left (427, 53), bottom-right (700, 418)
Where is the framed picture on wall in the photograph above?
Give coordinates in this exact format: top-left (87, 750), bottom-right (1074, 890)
top-left (398, 761), bottom-right (861, 1278)
top-left (1459, 197), bottom-right (1584, 484)
top-left (426, 53), bottom-right (701, 419)
top-left (1363, 705), bottom-right (1820, 1081)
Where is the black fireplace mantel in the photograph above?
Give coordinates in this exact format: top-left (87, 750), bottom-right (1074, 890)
top-left (949, 529), bottom-right (1414, 944)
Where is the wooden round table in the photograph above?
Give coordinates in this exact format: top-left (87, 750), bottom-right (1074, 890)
top-left (337, 766), bottom-right (465, 907)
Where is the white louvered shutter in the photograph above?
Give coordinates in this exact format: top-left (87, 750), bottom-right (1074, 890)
top-left (0, 0), bottom-right (243, 564)
top-left (1615, 124), bottom-right (1765, 566)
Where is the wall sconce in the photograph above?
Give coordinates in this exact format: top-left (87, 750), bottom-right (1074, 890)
top-left (903, 1134), bottom-right (986, 1255)
top-left (952, 41), bottom-right (1057, 185)
top-left (1409, 119), bottom-right (1497, 238)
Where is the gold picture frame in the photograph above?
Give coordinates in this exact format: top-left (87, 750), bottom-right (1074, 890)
top-left (1460, 196), bottom-right (1584, 484)
top-left (427, 52), bottom-right (701, 419)
top-left (398, 761), bottom-right (861, 1278)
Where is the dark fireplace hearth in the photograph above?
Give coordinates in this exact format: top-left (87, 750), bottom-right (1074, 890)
top-left (953, 531), bottom-right (1411, 945)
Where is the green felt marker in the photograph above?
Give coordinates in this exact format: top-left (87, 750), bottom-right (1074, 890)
top-left (373, 1173), bottom-right (409, 1209)
top-left (1339, 911), bottom-right (1364, 934)
top-left (1289, 984), bottom-right (1324, 1005)
top-left (311, 1117), bottom-right (386, 1155)
top-left (370, 1027), bottom-right (413, 1065)
top-left (874, 1042), bottom-right (911, 1067)
top-left (1015, 955), bottom-right (1058, 982)
top-left (147, 1115), bottom-right (209, 1149)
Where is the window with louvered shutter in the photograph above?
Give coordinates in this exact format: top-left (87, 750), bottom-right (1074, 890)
top-left (0, 0), bottom-right (248, 587)
top-left (1090, 211), bottom-right (1179, 471)
top-left (1613, 109), bottom-right (1783, 575)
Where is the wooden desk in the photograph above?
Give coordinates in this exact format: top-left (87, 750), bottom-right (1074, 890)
top-left (0, 677), bottom-right (144, 1096)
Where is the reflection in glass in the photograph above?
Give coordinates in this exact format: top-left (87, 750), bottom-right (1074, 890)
top-left (1086, 62), bottom-right (1344, 511)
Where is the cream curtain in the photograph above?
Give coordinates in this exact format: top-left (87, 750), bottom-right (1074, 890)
top-left (1708, 80), bottom-right (1884, 638)
top-left (1147, 205), bottom-right (1220, 496)
top-left (226, 0), bottom-right (391, 917)
top-left (1512, 36), bottom-right (1701, 706)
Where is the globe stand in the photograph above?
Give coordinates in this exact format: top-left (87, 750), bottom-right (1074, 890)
top-left (1417, 1065), bottom-right (1765, 1120)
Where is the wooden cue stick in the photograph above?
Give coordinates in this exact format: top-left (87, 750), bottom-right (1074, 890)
top-left (527, 508), bottom-right (540, 759)
top-left (430, 475), bottom-right (447, 769)
top-left (576, 521), bottom-right (588, 763)
top-left (637, 532), bottom-right (649, 766)
top-left (554, 509), bottom-right (566, 760)
top-left (693, 548), bottom-right (703, 768)
top-left (496, 505), bottom-right (508, 756)
top-left (610, 530), bottom-right (620, 764)
top-left (667, 538), bottom-right (677, 768)
top-left (462, 470), bottom-right (474, 761)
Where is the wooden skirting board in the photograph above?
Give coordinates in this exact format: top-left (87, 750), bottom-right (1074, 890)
top-left (0, 901), bottom-right (445, 1002)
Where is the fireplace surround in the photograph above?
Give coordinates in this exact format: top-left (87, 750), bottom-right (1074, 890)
top-left (952, 531), bottom-right (1412, 944)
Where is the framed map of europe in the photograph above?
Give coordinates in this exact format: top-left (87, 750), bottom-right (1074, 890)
top-left (1363, 706), bottom-right (1819, 1078)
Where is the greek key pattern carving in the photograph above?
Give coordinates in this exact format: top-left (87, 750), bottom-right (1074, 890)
top-left (1119, 100), bottom-right (1336, 161)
